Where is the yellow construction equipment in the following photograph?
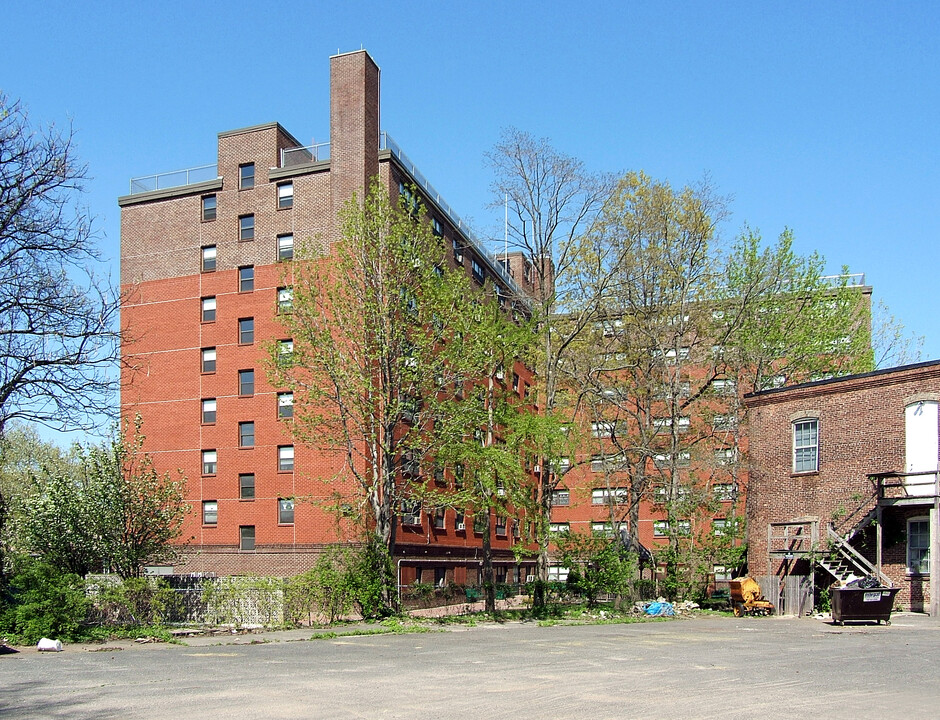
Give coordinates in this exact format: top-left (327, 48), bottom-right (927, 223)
top-left (728, 577), bottom-right (775, 616)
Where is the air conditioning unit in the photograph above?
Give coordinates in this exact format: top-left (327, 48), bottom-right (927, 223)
top-left (456, 522), bottom-right (466, 530)
top-left (526, 575), bottom-right (536, 583)
top-left (533, 464), bottom-right (541, 473)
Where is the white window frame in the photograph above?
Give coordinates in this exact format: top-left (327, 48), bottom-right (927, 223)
top-left (277, 392), bottom-right (293, 419)
top-left (201, 245), bottom-right (217, 272)
top-left (793, 418), bottom-right (819, 473)
top-left (201, 450), bottom-right (217, 475)
top-left (202, 501), bottom-right (218, 525)
top-left (277, 286), bottom-right (293, 312)
top-left (278, 445), bottom-right (294, 472)
top-left (277, 181), bottom-right (293, 209)
top-left (908, 516), bottom-right (930, 575)
top-left (278, 499), bottom-right (295, 525)
top-left (278, 233), bottom-right (294, 261)
top-left (201, 347), bottom-right (216, 373)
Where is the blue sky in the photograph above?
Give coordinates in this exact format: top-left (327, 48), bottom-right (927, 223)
top-left (3, 0), bottom-right (938, 368)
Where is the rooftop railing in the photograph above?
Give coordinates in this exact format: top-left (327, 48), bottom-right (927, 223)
top-left (280, 142), bottom-right (330, 167)
top-left (820, 273), bottom-right (866, 287)
top-left (380, 132), bottom-right (523, 300)
top-left (129, 164), bottom-right (218, 194)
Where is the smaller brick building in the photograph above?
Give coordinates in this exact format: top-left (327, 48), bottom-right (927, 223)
top-left (745, 360), bottom-right (940, 613)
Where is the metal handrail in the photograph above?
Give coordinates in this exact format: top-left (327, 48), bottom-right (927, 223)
top-left (280, 142), bottom-right (331, 167)
top-left (129, 163), bottom-right (218, 194)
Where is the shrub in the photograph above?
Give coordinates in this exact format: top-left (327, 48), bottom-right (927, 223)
top-left (0, 558), bottom-right (89, 644)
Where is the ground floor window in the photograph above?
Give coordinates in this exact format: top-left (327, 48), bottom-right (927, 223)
top-left (908, 517), bottom-right (930, 575)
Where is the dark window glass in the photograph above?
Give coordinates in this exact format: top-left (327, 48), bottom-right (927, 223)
top-left (238, 369), bottom-right (255, 396)
top-left (239, 473), bottom-right (255, 499)
top-left (202, 501), bottom-right (218, 525)
top-left (239, 163), bottom-right (255, 190)
top-left (240, 525), bottom-right (255, 550)
top-left (201, 399), bottom-right (216, 424)
top-left (277, 182), bottom-right (293, 209)
top-left (239, 318), bottom-right (254, 344)
top-left (278, 499), bottom-right (294, 524)
top-left (239, 266), bottom-right (254, 292)
top-left (239, 421), bottom-right (255, 448)
top-left (239, 214), bottom-right (254, 241)
top-left (202, 195), bottom-right (217, 221)
top-left (201, 348), bottom-right (216, 373)
top-left (201, 245), bottom-right (217, 272)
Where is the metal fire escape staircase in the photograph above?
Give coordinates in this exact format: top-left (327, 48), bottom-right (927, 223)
top-left (819, 501), bottom-right (893, 587)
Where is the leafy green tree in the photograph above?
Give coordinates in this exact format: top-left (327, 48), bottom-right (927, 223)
top-left (556, 531), bottom-right (634, 607)
top-left (21, 418), bottom-right (187, 578)
top-left (273, 180), bottom-right (503, 611)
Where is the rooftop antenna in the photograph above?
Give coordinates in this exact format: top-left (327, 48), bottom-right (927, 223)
top-left (504, 194), bottom-right (509, 271)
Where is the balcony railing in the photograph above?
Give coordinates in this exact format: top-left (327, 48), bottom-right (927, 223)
top-left (873, 470), bottom-right (939, 501)
top-left (129, 164), bottom-right (218, 194)
top-left (819, 273), bottom-right (866, 287)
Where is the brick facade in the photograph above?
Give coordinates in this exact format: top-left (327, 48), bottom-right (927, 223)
top-left (745, 360), bottom-right (940, 611)
top-left (119, 50), bottom-right (536, 581)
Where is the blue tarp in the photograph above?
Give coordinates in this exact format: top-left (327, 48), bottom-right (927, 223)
top-left (644, 601), bottom-right (675, 616)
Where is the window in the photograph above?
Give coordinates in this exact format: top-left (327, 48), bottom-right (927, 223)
top-left (549, 522), bottom-right (570, 535)
top-left (277, 286), bottom-right (293, 312)
top-left (714, 448), bottom-right (737, 465)
top-left (239, 214), bottom-right (254, 241)
top-left (653, 347), bottom-right (691, 364)
top-left (239, 473), bottom-right (255, 500)
top-left (238, 266), bottom-right (254, 292)
top-left (239, 525), bottom-right (255, 551)
top-left (201, 399), bottom-right (217, 424)
top-left (653, 451), bottom-right (691, 468)
top-left (512, 373), bottom-right (520, 392)
top-left (592, 522), bottom-right (614, 537)
top-left (277, 392), bottom-right (293, 419)
top-left (592, 488), bottom-right (628, 505)
top-left (202, 501), bottom-right (218, 525)
top-left (277, 339), bottom-right (294, 366)
top-left (453, 238), bottom-right (464, 263)
top-left (455, 511), bottom-right (465, 530)
top-left (278, 445), bottom-right (294, 471)
top-left (239, 421), bottom-right (255, 448)
top-left (201, 195), bottom-right (217, 221)
top-left (712, 519), bottom-right (729, 536)
top-left (793, 418), bottom-right (819, 473)
top-left (239, 163), bottom-right (255, 190)
top-left (201, 297), bottom-right (216, 322)
top-left (431, 218), bottom-right (444, 237)
top-left (471, 258), bottom-right (485, 283)
top-left (238, 317), bottom-right (254, 344)
top-left (434, 507), bottom-right (446, 530)
top-left (713, 484), bottom-right (735, 502)
top-left (201, 245), bottom-right (217, 272)
top-left (202, 450), bottom-right (217, 475)
top-left (711, 378), bottom-right (736, 396)
top-left (277, 181), bottom-right (293, 209)
top-left (496, 516), bottom-right (507, 536)
top-left (713, 414), bottom-right (737, 431)
top-left (434, 567), bottom-right (447, 588)
top-left (908, 517), bottom-right (930, 575)
top-left (201, 347), bottom-right (216, 373)
top-left (653, 416), bottom-right (691, 433)
top-left (277, 234), bottom-right (294, 261)
top-left (238, 369), bottom-right (254, 396)
top-left (401, 499), bottom-right (421, 526)
top-left (473, 514), bottom-right (486, 534)
top-left (591, 455), bottom-right (625, 473)
top-left (552, 489), bottom-right (570, 506)
top-left (654, 520), bottom-right (690, 536)
top-left (278, 499), bottom-right (295, 525)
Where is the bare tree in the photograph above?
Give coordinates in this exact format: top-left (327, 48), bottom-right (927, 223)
top-left (486, 128), bottom-right (619, 587)
top-left (0, 94), bottom-right (120, 436)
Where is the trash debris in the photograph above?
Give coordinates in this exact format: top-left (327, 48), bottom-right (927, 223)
top-left (644, 601), bottom-right (675, 617)
top-left (845, 575), bottom-right (880, 589)
top-left (37, 638), bottom-right (63, 652)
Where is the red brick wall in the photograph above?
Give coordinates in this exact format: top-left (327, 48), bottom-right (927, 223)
top-left (745, 361), bottom-right (940, 609)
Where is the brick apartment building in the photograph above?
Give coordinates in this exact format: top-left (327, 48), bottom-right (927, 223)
top-left (119, 50), bottom-right (537, 587)
top-left (745, 360), bottom-right (940, 613)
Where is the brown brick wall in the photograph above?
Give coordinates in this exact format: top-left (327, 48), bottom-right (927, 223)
top-left (745, 361), bottom-right (940, 609)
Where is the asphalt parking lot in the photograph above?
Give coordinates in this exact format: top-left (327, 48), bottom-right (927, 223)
top-left (2, 614), bottom-right (938, 719)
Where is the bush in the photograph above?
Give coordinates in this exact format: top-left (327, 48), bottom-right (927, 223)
top-left (88, 577), bottom-right (182, 627)
top-left (285, 546), bottom-right (357, 625)
top-left (0, 559), bottom-right (90, 644)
